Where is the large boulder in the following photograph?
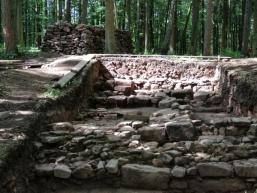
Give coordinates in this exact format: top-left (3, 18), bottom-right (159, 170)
top-left (165, 121), bottom-right (196, 141)
top-left (121, 164), bottom-right (170, 190)
top-left (197, 162), bottom-right (233, 177)
top-left (233, 159), bottom-right (257, 177)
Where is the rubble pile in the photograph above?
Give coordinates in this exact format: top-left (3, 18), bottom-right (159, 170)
top-left (42, 22), bottom-right (133, 55)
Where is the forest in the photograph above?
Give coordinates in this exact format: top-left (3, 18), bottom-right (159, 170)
top-left (1, 0), bottom-right (257, 58)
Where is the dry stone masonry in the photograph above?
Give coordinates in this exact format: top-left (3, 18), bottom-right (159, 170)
top-left (42, 22), bottom-right (133, 55)
top-left (32, 56), bottom-right (257, 193)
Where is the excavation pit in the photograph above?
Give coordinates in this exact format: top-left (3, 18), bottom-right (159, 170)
top-left (2, 55), bottom-right (257, 193)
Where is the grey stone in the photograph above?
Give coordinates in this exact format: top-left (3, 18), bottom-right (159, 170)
top-left (197, 162), bottom-right (233, 177)
top-left (132, 121), bottom-right (144, 129)
top-left (158, 153), bottom-right (173, 164)
top-left (165, 121), bottom-right (195, 141)
top-left (131, 135), bottom-right (141, 140)
top-left (165, 150), bottom-right (182, 157)
top-left (234, 159), bottom-right (257, 177)
top-left (171, 89), bottom-right (193, 100)
top-left (54, 164), bottom-right (71, 179)
top-left (187, 167), bottom-right (197, 176)
top-left (158, 98), bottom-right (176, 108)
top-left (194, 91), bottom-right (210, 101)
top-left (72, 163), bottom-right (95, 179)
top-left (108, 95), bottom-right (127, 107)
top-left (178, 105), bottom-right (191, 111)
top-left (248, 124), bottom-right (257, 136)
top-left (106, 159), bottom-right (119, 174)
top-left (188, 179), bottom-right (246, 193)
top-left (231, 117), bottom-right (251, 128)
top-left (171, 166), bottom-right (186, 178)
top-left (198, 136), bottom-right (224, 145)
top-left (41, 136), bottom-right (67, 144)
top-left (170, 180), bottom-right (188, 189)
top-left (138, 126), bottom-right (166, 142)
top-left (50, 122), bottom-right (74, 131)
top-left (121, 164), bottom-right (170, 190)
top-left (141, 150), bottom-right (155, 160)
top-left (35, 164), bottom-right (55, 176)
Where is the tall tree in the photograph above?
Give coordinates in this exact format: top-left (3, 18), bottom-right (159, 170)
top-left (241, 0), bottom-right (252, 56)
top-left (221, 0), bottom-right (229, 51)
top-left (64, 0), bottom-right (71, 22)
top-left (1, 0), bottom-right (18, 54)
top-left (253, 0), bottom-right (257, 56)
top-left (191, 0), bottom-right (200, 55)
top-left (203, 0), bottom-right (214, 56)
top-left (80, 0), bottom-right (88, 24)
top-left (125, 0), bottom-right (131, 31)
top-left (57, 0), bottom-right (63, 21)
top-left (105, 0), bottom-right (118, 53)
top-left (144, 0), bottom-right (154, 53)
top-left (17, 0), bottom-right (24, 46)
top-left (161, 0), bottom-right (177, 54)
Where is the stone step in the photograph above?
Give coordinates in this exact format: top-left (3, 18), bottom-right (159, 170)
top-left (0, 99), bottom-right (37, 111)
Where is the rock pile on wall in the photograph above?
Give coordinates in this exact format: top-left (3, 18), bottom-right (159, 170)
top-left (42, 22), bottom-right (133, 55)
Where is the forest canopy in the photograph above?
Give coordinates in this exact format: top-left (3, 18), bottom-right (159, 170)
top-left (1, 0), bottom-right (257, 58)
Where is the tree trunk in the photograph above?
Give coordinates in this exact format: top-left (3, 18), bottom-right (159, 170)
top-left (1, 0), bottom-right (18, 53)
top-left (80, 0), bottom-right (88, 24)
top-left (241, 0), bottom-right (252, 57)
top-left (57, 0), bottom-right (63, 21)
top-left (64, 0), bottom-right (71, 22)
top-left (191, 0), bottom-right (200, 55)
top-left (125, 0), bottom-right (131, 31)
top-left (105, 0), bottom-right (118, 53)
top-left (17, 0), bottom-right (24, 46)
top-left (253, 0), bottom-right (257, 56)
top-left (221, 0), bottom-right (229, 51)
top-left (181, 2), bottom-right (192, 54)
top-left (144, 0), bottom-right (153, 54)
top-left (161, 0), bottom-right (177, 55)
top-left (135, 0), bottom-right (143, 53)
top-left (203, 0), bottom-right (214, 56)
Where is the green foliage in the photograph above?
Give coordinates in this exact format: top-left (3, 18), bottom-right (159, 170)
top-left (0, 45), bottom-right (40, 59)
top-left (43, 87), bottom-right (62, 99)
top-left (220, 49), bottom-right (242, 58)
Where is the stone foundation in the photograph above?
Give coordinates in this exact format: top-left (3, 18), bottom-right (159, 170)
top-left (2, 55), bottom-right (257, 193)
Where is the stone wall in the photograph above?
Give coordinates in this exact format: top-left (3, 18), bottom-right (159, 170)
top-left (3, 55), bottom-right (257, 193)
top-left (42, 22), bottom-right (133, 55)
top-left (219, 61), bottom-right (257, 117)
top-left (0, 60), bottom-right (104, 193)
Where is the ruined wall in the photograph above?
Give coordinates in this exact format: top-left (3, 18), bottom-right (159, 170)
top-left (42, 22), bottom-right (133, 55)
top-left (219, 62), bottom-right (257, 117)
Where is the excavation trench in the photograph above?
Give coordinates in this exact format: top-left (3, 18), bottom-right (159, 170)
top-left (2, 56), bottom-right (257, 193)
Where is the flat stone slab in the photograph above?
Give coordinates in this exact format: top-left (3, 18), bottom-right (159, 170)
top-left (197, 162), bottom-right (233, 177)
top-left (233, 159), bottom-right (257, 177)
top-left (165, 121), bottom-right (195, 141)
top-left (121, 164), bottom-right (170, 190)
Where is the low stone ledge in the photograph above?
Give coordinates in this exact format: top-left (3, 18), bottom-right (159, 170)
top-left (121, 164), bottom-right (170, 190)
top-left (197, 162), bottom-right (233, 177)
